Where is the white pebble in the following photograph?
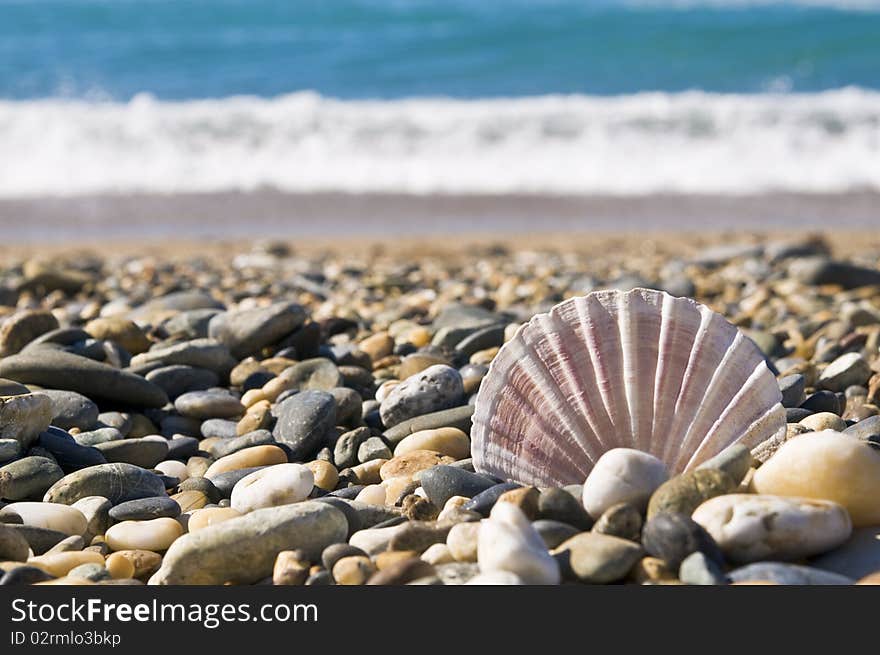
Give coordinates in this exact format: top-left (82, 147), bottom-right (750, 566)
top-left (230, 463), bottom-right (314, 513)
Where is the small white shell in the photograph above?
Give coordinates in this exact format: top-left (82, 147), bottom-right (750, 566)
top-left (471, 288), bottom-right (784, 486)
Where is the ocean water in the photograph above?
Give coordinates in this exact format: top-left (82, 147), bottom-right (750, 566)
top-left (1, 0), bottom-right (879, 197)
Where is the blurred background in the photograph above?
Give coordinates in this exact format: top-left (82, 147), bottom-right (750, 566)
top-left (1, 0), bottom-right (878, 241)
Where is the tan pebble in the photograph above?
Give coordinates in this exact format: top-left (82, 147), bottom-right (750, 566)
top-left (273, 550), bottom-right (310, 586)
top-left (199, 436), bottom-right (223, 452)
top-left (355, 485), bottom-right (387, 506)
top-left (404, 327), bottom-right (431, 348)
top-left (261, 377), bottom-right (295, 403)
top-left (446, 522), bottom-right (480, 562)
top-left (155, 460), bottom-right (189, 481)
top-left (380, 450), bottom-right (453, 481)
top-left (105, 552), bottom-right (135, 579)
top-left (630, 556), bottom-right (676, 584)
top-left (170, 490), bottom-right (209, 512)
top-left (332, 556), bottom-right (376, 585)
top-left (187, 507), bottom-right (242, 532)
top-left (28, 551), bottom-right (104, 577)
top-left (497, 486), bottom-right (539, 520)
top-left (374, 550), bottom-right (418, 570)
top-left (105, 518), bottom-right (183, 552)
top-left (186, 456), bottom-right (212, 478)
top-left (420, 543), bottom-right (455, 565)
top-left (799, 412), bottom-right (848, 432)
top-left (383, 476), bottom-right (415, 505)
top-left (241, 388), bottom-right (268, 408)
top-left (204, 445), bottom-right (288, 479)
top-left (113, 550), bottom-right (162, 579)
top-left (351, 458), bottom-right (387, 485)
top-left (856, 572), bottom-right (880, 585)
top-left (229, 358), bottom-right (266, 387)
top-left (359, 332), bottom-right (395, 361)
top-left (305, 460), bottom-right (339, 491)
top-left (437, 496), bottom-right (470, 521)
top-left (237, 405), bottom-right (272, 435)
top-left (260, 357), bottom-right (298, 375)
top-left (393, 427), bottom-right (471, 459)
top-left (397, 353), bottom-right (447, 379)
top-left (84, 317), bottom-right (150, 354)
top-left (469, 347), bottom-right (499, 366)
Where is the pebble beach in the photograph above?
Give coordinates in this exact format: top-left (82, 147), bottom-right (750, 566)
top-left (1, 231), bottom-right (880, 586)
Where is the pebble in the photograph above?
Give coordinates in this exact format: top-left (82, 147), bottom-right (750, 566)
top-left (752, 430), bottom-right (880, 526)
top-left (0, 456), bottom-right (64, 501)
top-left (129, 338), bottom-right (235, 376)
top-left (393, 427), bottom-right (471, 460)
top-left (630, 556), bottom-right (676, 584)
top-left (552, 531), bottom-right (643, 584)
top-left (0, 393), bottom-right (53, 449)
top-left (379, 365), bottom-right (465, 429)
top-left (778, 374), bottom-right (807, 408)
top-left (380, 450), bottom-right (453, 481)
top-left (28, 551), bottom-right (105, 578)
top-left (382, 405), bottom-right (474, 446)
top-left (37, 427), bottom-right (107, 471)
top-left (333, 555), bottom-right (376, 585)
top-left (208, 302), bottom-right (307, 359)
top-left (463, 482), bottom-right (521, 517)
top-left (695, 443), bottom-right (753, 485)
top-left (728, 562), bottom-right (854, 585)
top-left (106, 518), bottom-right (183, 552)
top-left (0, 524), bottom-right (30, 562)
top-left (174, 389), bottom-right (243, 420)
top-left (272, 550), bottom-right (310, 585)
top-left (272, 390), bottom-right (337, 461)
top-left (421, 542), bottom-right (455, 565)
top-left (37, 390), bottom-right (99, 431)
top-left (641, 513), bottom-right (723, 569)
top-left (367, 557), bottom-right (435, 585)
top-left (592, 502), bottom-right (643, 542)
top-left (477, 502), bottom-right (559, 585)
top-left (84, 317), bottom-right (151, 354)
top-left (305, 460), bottom-right (339, 491)
top-left (0, 310), bottom-right (59, 357)
top-left (0, 438), bottom-right (19, 462)
top-left (187, 507), bottom-right (242, 532)
top-left (679, 551), bottom-right (729, 585)
top-left (0, 349), bottom-right (168, 408)
top-left (646, 468), bottom-right (737, 519)
top-left (94, 437), bottom-right (169, 469)
top-left (537, 487), bottom-right (593, 530)
top-left (692, 494), bottom-right (852, 563)
top-left (497, 486), bottom-right (539, 520)
top-left (230, 463), bottom-right (314, 513)
top-left (154, 460), bottom-right (189, 481)
top-left (105, 552), bottom-right (136, 580)
top-left (358, 436), bottom-right (392, 463)
top-left (349, 524), bottom-right (408, 556)
top-left (2, 502), bottom-right (88, 536)
top-left (150, 502), bottom-right (347, 585)
top-left (354, 485), bottom-right (387, 506)
top-left (68, 563), bottom-right (110, 582)
top-left (146, 365), bottom-right (219, 400)
top-left (800, 412), bottom-right (848, 432)
top-left (43, 463), bottom-right (167, 505)
top-left (446, 521), bottom-right (480, 562)
top-left (112, 549), bottom-right (163, 580)
top-left (582, 448), bottom-right (669, 518)
top-left (418, 465), bottom-right (497, 508)
top-left (71, 496), bottom-right (111, 542)
top-left (818, 353), bottom-right (872, 392)
top-left (1, 565), bottom-right (55, 585)
top-left (109, 496), bottom-right (182, 522)
top-left (203, 445), bottom-right (288, 479)
top-left (209, 429), bottom-right (276, 459)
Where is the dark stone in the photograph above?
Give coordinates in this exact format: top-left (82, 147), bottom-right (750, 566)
top-left (0, 456), bottom-right (64, 501)
top-left (166, 436), bottom-right (200, 460)
top-left (382, 405), bottom-right (474, 445)
top-left (109, 496), bottom-right (181, 521)
top-left (642, 513), bottom-right (724, 569)
top-left (145, 365), bottom-right (219, 400)
top-left (462, 482), bottom-right (521, 516)
top-left (786, 407), bottom-right (814, 423)
top-left (0, 565), bottom-right (55, 585)
top-left (537, 487), bottom-right (594, 531)
top-left (210, 466), bottom-right (266, 498)
top-left (791, 258), bottom-right (880, 290)
top-left (0, 523), bottom-right (30, 561)
top-left (200, 418), bottom-right (239, 439)
top-left (321, 543), bottom-right (368, 573)
top-left (94, 438), bottom-right (169, 469)
top-left (272, 390), bottom-right (336, 462)
top-left (778, 374), bottom-right (807, 408)
top-left (728, 562), bottom-right (853, 585)
top-left (844, 415), bottom-right (880, 441)
top-left (177, 477), bottom-right (222, 504)
top-left (417, 465), bottom-right (496, 508)
top-left (801, 390), bottom-right (844, 415)
top-left (453, 325), bottom-right (505, 358)
top-left (37, 427), bottom-right (106, 472)
top-left (532, 520), bottom-right (581, 550)
top-left (209, 430), bottom-right (276, 458)
top-left (43, 462), bottom-right (167, 505)
top-left (333, 427), bottom-right (371, 470)
top-left (6, 524), bottom-right (68, 555)
top-left (37, 389), bottom-right (100, 431)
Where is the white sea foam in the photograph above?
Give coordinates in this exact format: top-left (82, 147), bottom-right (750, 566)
top-left (1, 88), bottom-right (879, 197)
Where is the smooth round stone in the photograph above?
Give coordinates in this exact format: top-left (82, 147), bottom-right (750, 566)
top-left (421, 542), bottom-right (455, 565)
top-left (209, 302), bottom-right (307, 359)
top-left (68, 562), bottom-right (110, 582)
top-left (97, 412), bottom-right (132, 436)
top-left (149, 502), bottom-right (348, 585)
top-left (154, 460), bottom-right (189, 481)
top-left (0, 438), bottom-right (20, 462)
top-left (679, 551), bottom-right (728, 585)
top-left (0, 310), bottom-right (58, 357)
top-left (333, 427), bottom-right (370, 470)
top-left (105, 552), bottom-right (136, 580)
top-left (728, 562), bottom-right (853, 585)
top-left (462, 482), bottom-right (520, 517)
top-left (36, 390), bottom-right (99, 432)
top-left (177, 477), bottom-right (222, 504)
top-left (37, 427), bottom-right (107, 471)
top-left (0, 565), bottom-right (55, 585)
top-left (844, 415), bottom-right (880, 441)
top-left (187, 507), bottom-right (242, 532)
top-left (477, 502), bottom-right (559, 585)
top-left (532, 520), bottom-right (581, 550)
top-left (94, 437), bottom-right (169, 469)
top-left (273, 550), bottom-right (310, 586)
top-left (28, 551), bottom-right (104, 577)
top-left (354, 484), bottom-right (387, 506)
top-left (817, 353), bottom-right (872, 392)
top-left (778, 374), bottom-right (807, 408)
top-left (0, 456), bottom-right (64, 500)
top-left (583, 449), bottom-right (669, 518)
top-left (446, 521), bottom-right (480, 562)
top-left (209, 430), bottom-right (276, 459)
top-left (73, 427), bottom-right (123, 447)
top-left (174, 390), bottom-right (243, 420)
top-left (146, 365), bottom-right (219, 400)
top-left (0, 393), bottom-right (53, 449)
top-left (641, 512), bottom-right (722, 570)
top-left (537, 488), bottom-right (593, 530)
top-left (752, 430), bottom-right (880, 527)
top-left (306, 460), bottom-right (338, 491)
top-left (105, 517), bottom-right (184, 552)
top-left (800, 412), bottom-right (848, 432)
top-left (2, 502), bottom-right (87, 536)
top-left (380, 450), bottom-right (453, 482)
top-left (357, 436), bottom-right (392, 463)
top-left (382, 405), bottom-right (474, 446)
top-left (809, 526), bottom-right (880, 580)
top-left (379, 365), bottom-right (465, 429)
top-left (230, 463), bottom-right (314, 513)
top-left (272, 390), bottom-right (337, 462)
top-left (333, 555), bottom-right (376, 585)
top-left (417, 465), bottom-right (496, 508)
top-left (801, 391), bottom-right (843, 415)
top-left (0, 349), bottom-right (168, 408)
top-left (6, 524), bottom-right (67, 554)
top-left (204, 445), bottom-right (288, 479)
top-left (592, 502), bottom-right (643, 542)
top-left (112, 549), bottom-right (163, 580)
top-left (170, 490), bottom-right (209, 513)
top-left (393, 427), bottom-right (471, 460)
top-left (43, 463), bottom-right (167, 505)
top-left (692, 494), bottom-right (852, 563)
top-left (278, 358), bottom-right (343, 392)
top-left (321, 543), bottom-right (368, 572)
top-left (109, 496), bottom-right (182, 522)
top-left (199, 418), bottom-right (238, 440)
top-left (397, 354), bottom-right (448, 380)
top-left (129, 338), bottom-right (235, 377)
top-left (359, 332), bottom-right (395, 361)
top-left (0, 524), bottom-right (30, 562)
top-left (166, 436), bottom-right (199, 460)
top-left (366, 557), bottom-right (435, 585)
top-left (551, 531), bottom-right (643, 584)
top-left (646, 469), bottom-right (736, 520)
top-left (85, 317), bottom-right (151, 354)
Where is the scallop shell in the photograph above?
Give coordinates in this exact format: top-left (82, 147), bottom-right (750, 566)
top-left (471, 288), bottom-right (785, 486)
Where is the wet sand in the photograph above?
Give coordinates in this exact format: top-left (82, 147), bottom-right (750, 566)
top-left (0, 190), bottom-right (877, 245)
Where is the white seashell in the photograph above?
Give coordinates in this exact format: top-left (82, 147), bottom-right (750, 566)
top-left (472, 288), bottom-right (785, 486)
